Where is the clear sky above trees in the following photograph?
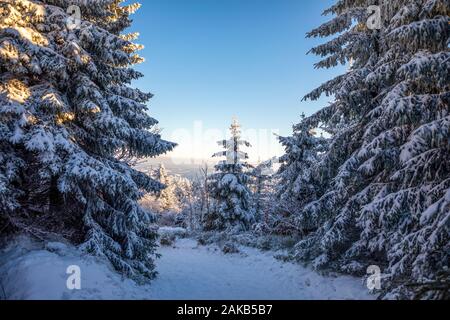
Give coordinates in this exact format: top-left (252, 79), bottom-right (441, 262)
top-left (127, 0), bottom-right (345, 161)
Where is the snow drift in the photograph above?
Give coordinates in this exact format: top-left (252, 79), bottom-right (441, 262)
top-left (0, 236), bottom-right (373, 300)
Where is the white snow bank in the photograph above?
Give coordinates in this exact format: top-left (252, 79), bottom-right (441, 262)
top-left (158, 227), bottom-right (187, 238)
top-left (0, 237), bottom-right (374, 300)
top-left (148, 238), bottom-right (374, 300)
top-left (0, 237), bottom-right (149, 300)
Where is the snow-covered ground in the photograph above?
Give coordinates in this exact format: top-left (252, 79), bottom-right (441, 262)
top-left (0, 236), bottom-right (373, 300)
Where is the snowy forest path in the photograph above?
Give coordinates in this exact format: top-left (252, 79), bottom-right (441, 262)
top-left (147, 238), bottom-right (373, 300)
top-left (0, 237), bottom-right (373, 300)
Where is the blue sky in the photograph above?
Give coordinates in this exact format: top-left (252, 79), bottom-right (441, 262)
top-left (128, 0), bottom-right (344, 162)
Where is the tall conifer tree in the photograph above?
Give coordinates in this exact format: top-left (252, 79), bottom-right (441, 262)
top-left (204, 118), bottom-right (255, 231)
top-left (0, 0), bottom-right (175, 281)
top-left (280, 1), bottom-right (449, 299)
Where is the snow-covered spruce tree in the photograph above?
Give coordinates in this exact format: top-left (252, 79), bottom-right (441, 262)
top-left (172, 174), bottom-right (193, 211)
top-left (273, 114), bottom-right (328, 236)
top-left (251, 158), bottom-right (277, 224)
top-left (154, 164), bottom-right (179, 213)
top-left (290, 1), bottom-right (449, 299)
top-left (277, 114), bottom-right (328, 220)
top-left (0, 0), bottom-right (175, 281)
top-left (204, 119), bottom-right (255, 231)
